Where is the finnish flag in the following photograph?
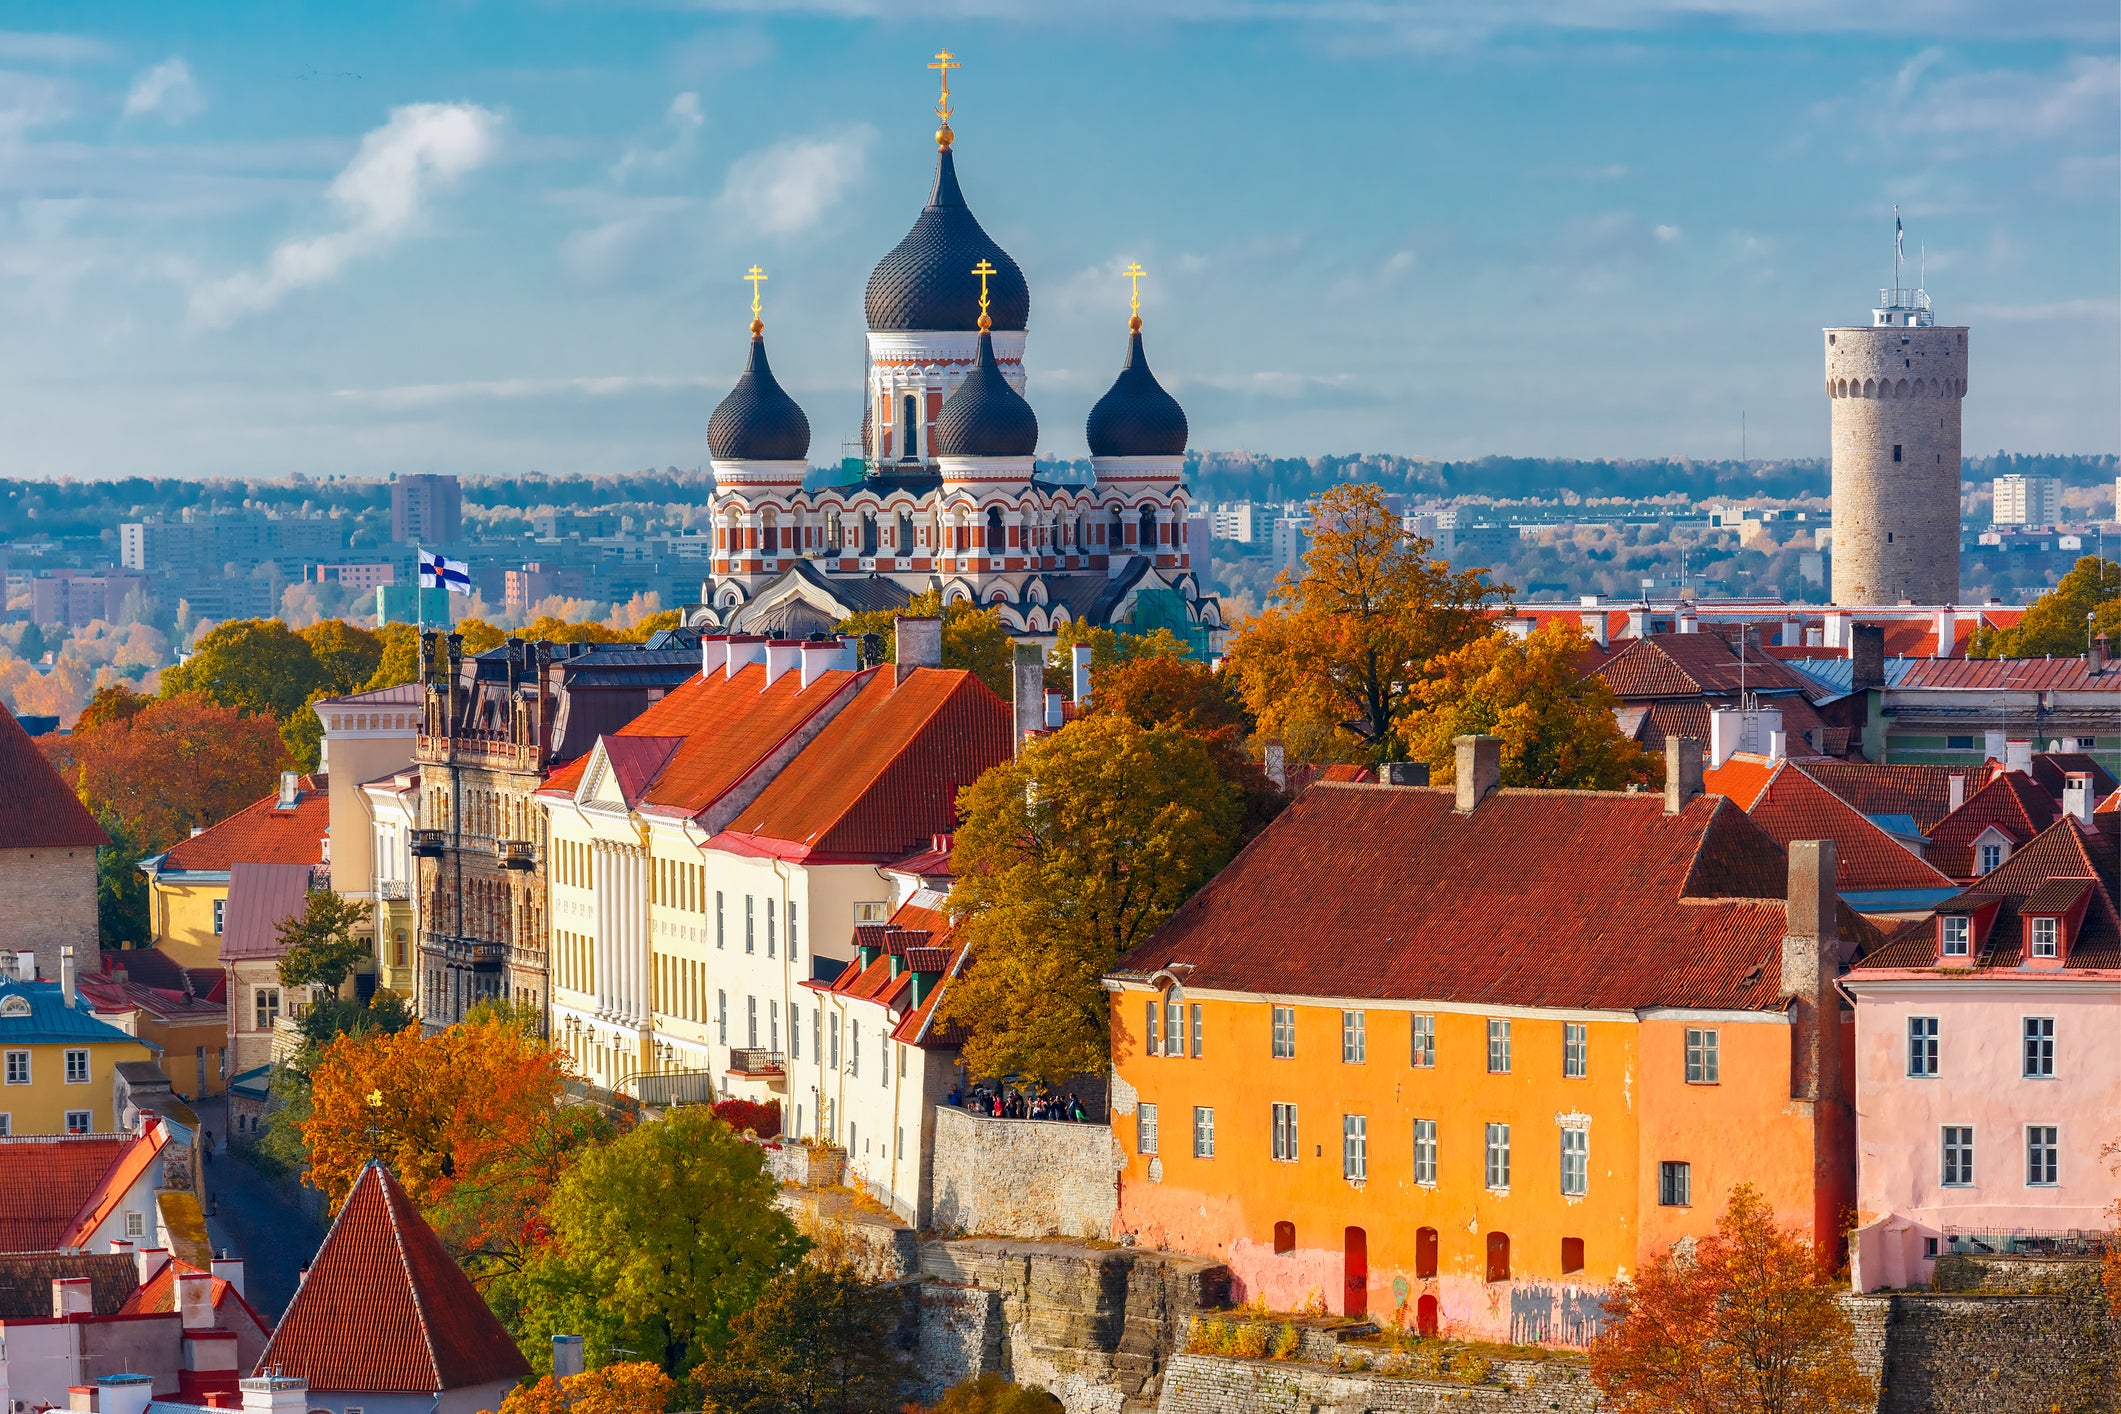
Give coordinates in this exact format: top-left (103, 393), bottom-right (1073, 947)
top-left (419, 549), bottom-right (472, 596)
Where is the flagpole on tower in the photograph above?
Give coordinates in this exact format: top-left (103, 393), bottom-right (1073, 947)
top-left (1893, 205), bottom-right (1902, 294)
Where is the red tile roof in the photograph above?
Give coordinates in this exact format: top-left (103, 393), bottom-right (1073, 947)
top-left (1892, 658), bottom-right (2121, 692)
top-left (159, 776), bottom-right (328, 871)
top-left (1791, 762), bottom-right (1965, 834)
top-left (58, 1121), bottom-right (169, 1248)
top-left (1743, 765), bottom-right (1955, 894)
top-left (1925, 770), bottom-right (2060, 879)
top-left (256, 1161), bottom-right (529, 1393)
top-left (1856, 819), bottom-right (2121, 972)
top-left (1702, 755), bottom-right (1779, 810)
top-left (1598, 632), bottom-right (1829, 705)
top-left (1118, 784), bottom-right (1826, 1012)
top-left (0, 1135), bottom-right (132, 1252)
top-left (119, 1254), bottom-right (270, 1335)
top-left (0, 704), bottom-right (107, 849)
top-left (813, 898), bottom-right (967, 1047)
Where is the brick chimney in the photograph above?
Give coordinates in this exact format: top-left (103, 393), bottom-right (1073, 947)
top-left (1012, 642), bottom-right (1044, 755)
top-left (1664, 735), bottom-right (1703, 815)
top-left (1780, 839), bottom-right (1841, 1105)
top-left (1849, 624), bottom-right (1885, 692)
top-left (1454, 735), bottom-right (1501, 813)
top-left (894, 616), bottom-right (942, 684)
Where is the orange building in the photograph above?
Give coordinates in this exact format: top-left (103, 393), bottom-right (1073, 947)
top-left (1106, 737), bottom-right (1861, 1348)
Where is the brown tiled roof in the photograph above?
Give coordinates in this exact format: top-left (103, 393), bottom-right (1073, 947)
top-left (1745, 766), bottom-right (1956, 894)
top-left (1793, 762), bottom-right (1964, 833)
top-left (2030, 753), bottom-right (2118, 801)
top-left (256, 1161), bottom-right (530, 1393)
top-left (1598, 632), bottom-right (1830, 705)
top-left (159, 775), bottom-right (328, 871)
top-left (1925, 770), bottom-right (2060, 878)
top-left (1118, 784), bottom-right (1810, 1012)
top-left (0, 704), bottom-right (107, 848)
top-left (0, 1251), bottom-right (139, 1315)
top-left (0, 1135), bottom-right (130, 1252)
top-left (1856, 819), bottom-right (2121, 972)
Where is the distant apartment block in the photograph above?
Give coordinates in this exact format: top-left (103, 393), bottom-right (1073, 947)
top-left (530, 510), bottom-right (618, 540)
top-left (391, 473), bottom-right (462, 545)
top-left (505, 563), bottom-right (590, 619)
top-left (120, 511), bottom-right (346, 579)
top-left (309, 563), bottom-right (396, 591)
top-left (1992, 474), bottom-right (2062, 529)
top-left (29, 569), bottom-right (146, 628)
top-left (1212, 502), bottom-right (1263, 544)
top-left (1271, 517), bottom-right (1310, 578)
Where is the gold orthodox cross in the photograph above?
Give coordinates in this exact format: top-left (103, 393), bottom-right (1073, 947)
top-left (744, 264), bottom-right (767, 334)
top-left (971, 258), bottom-right (996, 330)
top-left (1123, 262), bottom-right (1145, 319)
top-left (929, 50), bottom-right (960, 121)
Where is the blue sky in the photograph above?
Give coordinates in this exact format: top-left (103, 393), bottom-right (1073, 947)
top-left (0, 2), bottom-right (2113, 481)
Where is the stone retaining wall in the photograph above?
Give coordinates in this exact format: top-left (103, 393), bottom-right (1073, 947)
top-left (1931, 1252), bottom-right (2108, 1296)
top-left (929, 1106), bottom-right (1120, 1240)
top-left (1154, 1353), bottom-right (1603, 1414)
top-left (1866, 1291), bottom-right (2118, 1413)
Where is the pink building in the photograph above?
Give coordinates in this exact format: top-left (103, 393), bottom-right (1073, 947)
top-left (1846, 811), bottom-right (2121, 1291)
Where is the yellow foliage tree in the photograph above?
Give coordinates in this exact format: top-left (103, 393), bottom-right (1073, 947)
top-left (493, 1361), bottom-right (674, 1414)
top-left (836, 588), bottom-right (1014, 700)
top-left (1400, 618), bottom-right (1656, 790)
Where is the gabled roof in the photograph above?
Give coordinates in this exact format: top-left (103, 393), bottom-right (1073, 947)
top-left (0, 978), bottom-right (159, 1049)
top-left (1891, 658), bottom-right (2121, 692)
top-left (2030, 753), bottom-right (2119, 801)
top-left (120, 1253), bottom-right (269, 1334)
top-left (0, 1131), bottom-right (152, 1253)
top-left (256, 1161), bottom-right (529, 1393)
top-left (813, 896), bottom-right (967, 1047)
top-left (1116, 784), bottom-right (1819, 1013)
top-left (594, 735), bottom-right (683, 808)
top-left (219, 862), bottom-right (317, 962)
top-left (1792, 761), bottom-right (1965, 834)
top-left (1597, 632), bottom-right (1830, 705)
top-left (1856, 819), bottom-right (2121, 973)
top-left (158, 775), bottom-right (328, 873)
top-left (1925, 770), bottom-right (2060, 878)
top-left (59, 1120), bottom-right (170, 1247)
top-left (1742, 765), bottom-right (1957, 895)
top-left (0, 1250), bottom-right (139, 1314)
top-left (0, 703), bottom-right (108, 849)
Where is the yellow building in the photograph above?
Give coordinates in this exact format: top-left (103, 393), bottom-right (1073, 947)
top-left (77, 947), bottom-right (231, 1101)
top-left (141, 773), bottom-right (330, 971)
top-left (0, 953), bottom-right (158, 1135)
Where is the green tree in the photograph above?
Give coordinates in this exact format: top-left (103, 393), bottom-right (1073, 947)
top-left (363, 622), bottom-right (422, 691)
top-left (275, 890), bottom-right (373, 993)
top-left (1969, 555), bottom-right (2121, 658)
top-left (837, 589), bottom-right (1015, 699)
top-left (520, 1107), bottom-right (805, 1374)
top-left (291, 990), bottom-right (416, 1073)
top-left (1400, 619), bottom-right (1657, 790)
top-left (695, 1263), bottom-right (912, 1414)
top-left (282, 687), bottom-right (331, 771)
top-left (936, 714), bottom-right (1242, 1083)
top-left (96, 822), bottom-right (151, 950)
top-left (159, 618), bottom-right (326, 722)
top-left (1043, 619), bottom-right (1189, 690)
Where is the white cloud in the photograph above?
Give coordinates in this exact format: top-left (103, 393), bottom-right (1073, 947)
top-left (0, 32), bottom-right (111, 62)
top-left (1883, 54), bottom-right (2119, 144)
top-left (1652, 224), bottom-right (1680, 243)
top-left (188, 102), bottom-right (502, 329)
top-left (334, 374), bottom-right (714, 410)
top-left (123, 57), bottom-right (204, 125)
top-left (613, 91), bottom-right (704, 182)
top-left (0, 71), bottom-right (74, 134)
top-left (716, 126), bottom-right (871, 236)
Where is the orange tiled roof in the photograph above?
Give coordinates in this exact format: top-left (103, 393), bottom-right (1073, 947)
top-left (1744, 765), bottom-right (1956, 894)
top-left (814, 898), bottom-right (967, 1048)
top-left (159, 776), bottom-right (329, 871)
top-left (256, 1161), bottom-right (529, 1393)
top-left (1926, 770), bottom-right (2061, 878)
top-left (1858, 818), bottom-right (2121, 972)
top-left (0, 1135), bottom-right (130, 1252)
top-left (1703, 754), bottom-right (1779, 810)
top-left (0, 704), bottom-right (107, 849)
top-left (120, 1254), bottom-right (270, 1335)
top-left (57, 1122), bottom-right (169, 1249)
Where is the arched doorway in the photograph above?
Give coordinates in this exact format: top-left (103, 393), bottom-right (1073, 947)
top-left (1343, 1227), bottom-right (1367, 1318)
top-left (1416, 1293), bottom-right (1440, 1336)
top-left (985, 507), bottom-right (1005, 553)
top-left (1486, 1232), bottom-right (1511, 1283)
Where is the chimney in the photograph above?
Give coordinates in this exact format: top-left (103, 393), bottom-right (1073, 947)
top-left (1044, 690), bottom-right (1064, 730)
top-left (699, 634), bottom-right (730, 679)
top-left (239, 1376), bottom-right (309, 1414)
top-left (96, 1377), bottom-right (153, 1414)
top-left (723, 635), bottom-right (769, 679)
top-left (1625, 605), bottom-right (1651, 640)
top-left (135, 1246), bottom-right (170, 1286)
top-left (177, 1270), bottom-right (215, 1329)
top-left (2064, 772), bottom-right (2093, 825)
top-left (1263, 740), bottom-right (1286, 792)
top-left (1804, 625), bottom-right (1823, 648)
top-left (1580, 610), bottom-right (1608, 649)
top-left (762, 640), bottom-right (803, 688)
top-left (1767, 729), bottom-right (1786, 762)
top-left (52, 1276), bottom-right (92, 1318)
top-left (895, 615), bottom-right (942, 684)
top-left (60, 945), bottom-right (76, 1007)
top-left (1936, 608), bottom-right (1958, 657)
top-left (1453, 735), bottom-right (1502, 813)
top-left (1677, 607), bottom-right (1698, 634)
top-left (1071, 642), bottom-right (1094, 706)
top-left (1849, 623), bottom-right (1885, 692)
top-left (209, 1255), bottom-right (246, 1301)
top-left (1782, 615), bottom-right (1802, 648)
top-left (1381, 762), bottom-right (1430, 787)
top-left (108, 1239), bottom-right (134, 1259)
top-left (1012, 642), bottom-right (1045, 753)
top-left (1824, 611), bottom-right (1849, 649)
top-left (2092, 633), bottom-right (2111, 676)
top-left (277, 772), bottom-right (299, 808)
top-left (1780, 839), bottom-right (1842, 1106)
top-left (553, 1335), bottom-right (586, 1380)
top-left (799, 637), bottom-right (855, 690)
top-left (1947, 772), bottom-right (1966, 813)
top-left (1664, 735), bottom-right (1704, 815)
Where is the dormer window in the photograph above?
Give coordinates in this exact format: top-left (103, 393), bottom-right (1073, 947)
top-left (1941, 916), bottom-right (1970, 957)
top-left (2031, 917), bottom-right (2058, 958)
top-left (1979, 842), bottom-right (2003, 874)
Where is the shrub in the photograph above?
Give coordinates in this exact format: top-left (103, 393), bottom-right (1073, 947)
top-left (1228, 1323), bottom-right (1269, 1360)
top-left (1446, 1350), bottom-right (1493, 1384)
top-left (1269, 1323), bottom-right (1300, 1360)
top-left (712, 1096), bottom-right (782, 1138)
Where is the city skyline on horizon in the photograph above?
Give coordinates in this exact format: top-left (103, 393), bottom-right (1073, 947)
top-left (0, 2), bottom-right (2113, 482)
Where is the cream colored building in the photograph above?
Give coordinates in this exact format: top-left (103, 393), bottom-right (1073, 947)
top-left (363, 769), bottom-right (422, 999)
top-left (313, 685), bottom-right (421, 984)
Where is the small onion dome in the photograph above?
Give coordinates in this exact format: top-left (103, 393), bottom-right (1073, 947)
top-left (933, 330), bottom-right (1037, 458)
top-left (865, 149), bottom-right (1029, 333)
top-left (1085, 321), bottom-right (1187, 457)
top-left (707, 329), bottom-right (811, 463)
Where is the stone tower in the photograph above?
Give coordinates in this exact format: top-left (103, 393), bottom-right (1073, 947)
top-left (1825, 281), bottom-right (1967, 606)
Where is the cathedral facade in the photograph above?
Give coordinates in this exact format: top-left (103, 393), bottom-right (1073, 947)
top-left (691, 68), bottom-right (1223, 654)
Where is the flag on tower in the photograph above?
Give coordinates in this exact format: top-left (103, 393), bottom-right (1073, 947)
top-left (1895, 207), bottom-right (1904, 264)
top-left (419, 549), bottom-right (471, 595)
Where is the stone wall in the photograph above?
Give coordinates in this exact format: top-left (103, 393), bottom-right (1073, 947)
top-left (929, 1105), bottom-right (1120, 1240)
top-left (1153, 1353), bottom-right (1603, 1414)
top-left (0, 847), bottom-right (99, 970)
top-left (1931, 1252), bottom-right (2107, 1296)
top-left (1855, 1286), bottom-right (2119, 1414)
top-left (919, 1237), bottom-right (1229, 1414)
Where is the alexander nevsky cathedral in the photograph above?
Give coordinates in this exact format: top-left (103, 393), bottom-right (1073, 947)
top-left (689, 56), bottom-right (1225, 655)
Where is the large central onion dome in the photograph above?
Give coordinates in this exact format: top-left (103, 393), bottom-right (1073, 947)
top-left (865, 149), bottom-right (1029, 333)
top-left (707, 328), bottom-right (810, 463)
top-left (1086, 319), bottom-right (1188, 457)
top-left (933, 330), bottom-right (1038, 458)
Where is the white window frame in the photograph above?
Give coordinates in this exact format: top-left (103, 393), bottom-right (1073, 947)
top-left (1563, 1022), bottom-right (1587, 1079)
top-left (1193, 1106), bottom-right (1214, 1159)
top-left (1487, 1018), bottom-right (1511, 1075)
top-left (1270, 1005), bottom-right (1294, 1059)
top-left (1342, 1114), bottom-right (1367, 1182)
top-left (1412, 1118), bottom-right (1437, 1185)
top-left (63, 1049), bottom-right (88, 1085)
top-left (213, 898), bottom-right (225, 936)
top-left (1271, 1102), bottom-right (1298, 1162)
top-left (124, 1210), bottom-right (145, 1239)
top-left (254, 987), bottom-right (281, 1032)
top-left (1137, 1102), bottom-right (1159, 1156)
top-left (1342, 1010), bottom-right (1365, 1064)
top-left (65, 1110), bottom-right (91, 1135)
top-left (1484, 1122), bottom-right (1511, 1191)
top-left (1410, 1013), bottom-right (1435, 1068)
top-left (1941, 1125), bottom-right (1975, 1187)
top-left (1907, 1016), bottom-right (1939, 1077)
top-left (1941, 915), bottom-right (1970, 956)
top-left (1145, 1000), bottom-right (1161, 1057)
top-left (2030, 917), bottom-right (2058, 959)
top-left (1561, 1126), bottom-right (1589, 1197)
top-left (2024, 1125), bottom-right (2059, 1187)
top-left (2023, 1017), bottom-right (2055, 1078)
top-left (1189, 1002), bottom-right (1203, 1058)
top-left (4, 1051), bottom-right (28, 1085)
top-left (1165, 996), bottom-right (1183, 1056)
top-left (1685, 1027), bottom-right (1720, 1084)
top-left (1978, 842), bottom-right (2003, 874)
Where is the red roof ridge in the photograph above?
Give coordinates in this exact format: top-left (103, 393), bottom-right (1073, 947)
top-left (384, 1162), bottom-right (450, 1396)
top-left (0, 704), bottom-right (108, 849)
top-left (61, 1121), bottom-right (169, 1247)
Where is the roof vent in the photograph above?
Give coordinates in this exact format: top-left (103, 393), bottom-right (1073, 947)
top-left (277, 772), bottom-right (300, 809)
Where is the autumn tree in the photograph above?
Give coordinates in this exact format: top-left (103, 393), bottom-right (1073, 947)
top-left (75, 683), bottom-right (150, 733)
top-left (275, 890), bottom-right (374, 994)
top-left (1590, 1184), bottom-right (1875, 1414)
top-left (1969, 555), bottom-right (2121, 658)
top-left (498, 1362), bottom-right (676, 1414)
top-left (1221, 483), bottom-right (1503, 765)
top-left (364, 622), bottom-right (422, 691)
top-left (458, 619), bottom-right (509, 654)
top-left (916, 1376), bottom-right (1063, 1414)
top-left (837, 589), bottom-right (1014, 699)
top-left (936, 714), bottom-right (1242, 1083)
top-left (515, 616), bottom-right (632, 645)
top-left (1401, 618), bottom-right (1656, 790)
top-left (1085, 649), bottom-right (1282, 844)
top-left (300, 619), bottom-right (385, 695)
top-left (159, 618), bottom-right (327, 721)
top-left (694, 1263), bottom-right (912, 1414)
top-left (43, 691), bottom-right (288, 854)
top-left (514, 1106), bottom-right (804, 1374)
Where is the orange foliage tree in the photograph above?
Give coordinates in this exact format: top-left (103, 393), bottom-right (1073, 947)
top-left (1589, 1184), bottom-right (1875, 1414)
top-left (302, 1018), bottom-right (610, 1282)
top-left (493, 1361), bottom-right (674, 1414)
top-left (1085, 649), bottom-right (1283, 844)
top-left (43, 690), bottom-right (289, 853)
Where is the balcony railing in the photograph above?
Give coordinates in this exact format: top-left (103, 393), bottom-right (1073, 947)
top-left (409, 829), bottom-right (447, 858)
top-left (727, 1048), bottom-right (786, 1078)
top-left (421, 934), bottom-right (507, 968)
top-left (376, 879), bottom-right (409, 901)
top-left (496, 839), bottom-right (536, 871)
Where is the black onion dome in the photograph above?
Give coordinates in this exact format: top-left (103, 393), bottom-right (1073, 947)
top-left (1085, 327), bottom-right (1188, 457)
top-left (864, 149), bottom-right (1029, 332)
top-left (707, 333), bottom-right (811, 462)
top-left (933, 331), bottom-right (1037, 458)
